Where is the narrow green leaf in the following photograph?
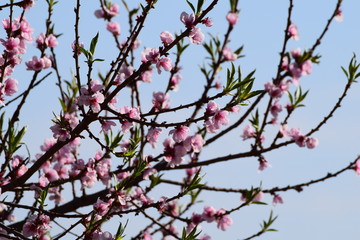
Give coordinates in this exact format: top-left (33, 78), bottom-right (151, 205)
top-left (196, 0), bottom-right (205, 14)
top-left (186, 0), bottom-right (196, 13)
top-left (90, 32), bottom-right (99, 56)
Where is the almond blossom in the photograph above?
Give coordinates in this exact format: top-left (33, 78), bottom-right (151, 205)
top-left (226, 12), bottom-right (238, 26)
top-left (189, 27), bottom-right (205, 45)
top-left (107, 21), bottom-right (120, 36)
top-left (180, 12), bottom-right (195, 28)
top-left (160, 31), bottom-right (174, 45)
top-left (288, 22), bottom-right (299, 40)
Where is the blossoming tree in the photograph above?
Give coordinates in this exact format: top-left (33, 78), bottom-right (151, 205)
top-left (0, 0), bottom-right (359, 239)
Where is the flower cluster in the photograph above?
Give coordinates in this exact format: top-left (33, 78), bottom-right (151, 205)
top-left (280, 125), bottom-right (319, 149)
top-left (187, 206), bottom-right (233, 234)
top-left (78, 80), bottom-right (105, 113)
top-left (204, 101), bottom-right (230, 133)
top-left (180, 12), bottom-right (206, 45)
top-left (163, 128), bottom-right (205, 167)
top-left (22, 214), bottom-right (51, 238)
top-left (142, 48), bottom-right (172, 74)
top-left (119, 106), bottom-right (141, 133)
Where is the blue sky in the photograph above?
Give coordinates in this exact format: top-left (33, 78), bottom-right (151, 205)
top-left (4, 0), bottom-right (360, 239)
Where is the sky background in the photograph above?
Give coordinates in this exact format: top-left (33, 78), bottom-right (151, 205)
top-left (2, 0), bottom-right (360, 239)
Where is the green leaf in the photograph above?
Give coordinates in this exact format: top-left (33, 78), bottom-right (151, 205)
top-left (77, 46), bottom-right (89, 58)
top-left (196, 0), bottom-right (205, 14)
top-left (121, 0), bottom-right (130, 12)
top-left (186, 0), bottom-right (196, 13)
top-left (89, 32), bottom-right (99, 56)
top-left (115, 220), bottom-right (128, 240)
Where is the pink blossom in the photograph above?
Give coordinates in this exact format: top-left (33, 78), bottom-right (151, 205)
top-left (288, 23), bottom-right (299, 40)
top-left (46, 34), bottom-right (58, 47)
top-left (141, 70), bottom-right (153, 83)
top-left (199, 234), bottom-right (212, 240)
top-left (1, 37), bottom-right (22, 54)
top-left (289, 128), bottom-right (306, 147)
top-left (180, 12), bottom-right (195, 28)
top-left (186, 167), bottom-right (198, 178)
top-left (270, 100), bottom-right (282, 118)
top-left (119, 106), bottom-right (140, 133)
top-left (272, 194), bottom-right (284, 206)
top-left (160, 31), bottom-right (174, 45)
top-left (279, 124), bottom-right (289, 138)
top-left (335, 9), bottom-right (343, 22)
top-left (36, 33), bottom-right (46, 48)
top-left (101, 120), bottom-right (116, 133)
top-left (215, 79), bottom-right (222, 90)
top-left (71, 41), bottom-right (84, 55)
top-left (106, 3), bottom-right (119, 17)
top-left (241, 125), bottom-right (255, 140)
top-left (2, 19), bottom-right (20, 32)
top-left (258, 158), bottom-right (271, 171)
top-left (119, 65), bottom-right (134, 79)
top-left (78, 80), bottom-right (105, 113)
top-left (142, 231), bottom-right (152, 240)
top-left (96, 158), bottom-right (111, 186)
top-left (253, 191), bottom-right (264, 202)
top-left (54, 162), bottom-right (69, 179)
top-left (355, 159), bottom-right (360, 175)
top-left (206, 101), bottom-right (220, 115)
top-left (289, 60), bottom-right (312, 83)
top-left (306, 137), bottom-right (319, 149)
top-left (50, 124), bottom-right (71, 141)
top-left (2, 78), bottom-right (18, 96)
top-left (143, 168), bottom-right (157, 180)
top-left (291, 48), bottom-right (301, 59)
top-left (81, 167), bottom-right (98, 189)
top-left (94, 3), bottom-right (119, 19)
top-left (264, 81), bottom-right (289, 99)
top-left (70, 159), bottom-right (85, 177)
top-left (16, 165), bottom-right (28, 178)
top-left (22, 214), bottom-right (50, 237)
top-left (222, 46), bottom-right (237, 61)
top-left (156, 57), bottom-right (172, 74)
top-left (93, 198), bottom-right (111, 216)
top-left (226, 12), bottom-right (238, 26)
top-left (212, 110), bottom-right (229, 128)
top-left (92, 230), bottom-right (113, 240)
top-left (117, 171), bottom-right (131, 181)
top-left (230, 105), bottom-right (240, 113)
top-left (49, 187), bottom-right (64, 205)
top-left (282, 56), bottom-right (289, 70)
top-left (94, 9), bottom-right (105, 18)
top-left (189, 27), bottom-right (205, 45)
top-left (170, 74), bottom-right (182, 91)
top-left (152, 91), bottom-right (170, 111)
top-left (144, 48), bottom-right (160, 64)
top-left (215, 208), bottom-right (233, 231)
top-left (19, 18), bottom-right (34, 42)
top-left (189, 134), bottom-right (205, 153)
top-left (44, 168), bottom-right (59, 182)
top-left (186, 223), bottom-right (197, 234)
top-left (301, 60), bottom-right (312, 76)
top-left (163, 138), bottom-right (187, 167)
top-left (202, 17), bottom-right (213, 27)
top-left (146, 128), bottom-right (162, 148)
top-left (26, 56), bottom-right (52, 71)
top-left (107, 21), bottom-right (120, 36)
top-left (202, 206), bottom-right (216, 223)
top-left (169, 126), bottom-right (190, 143)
